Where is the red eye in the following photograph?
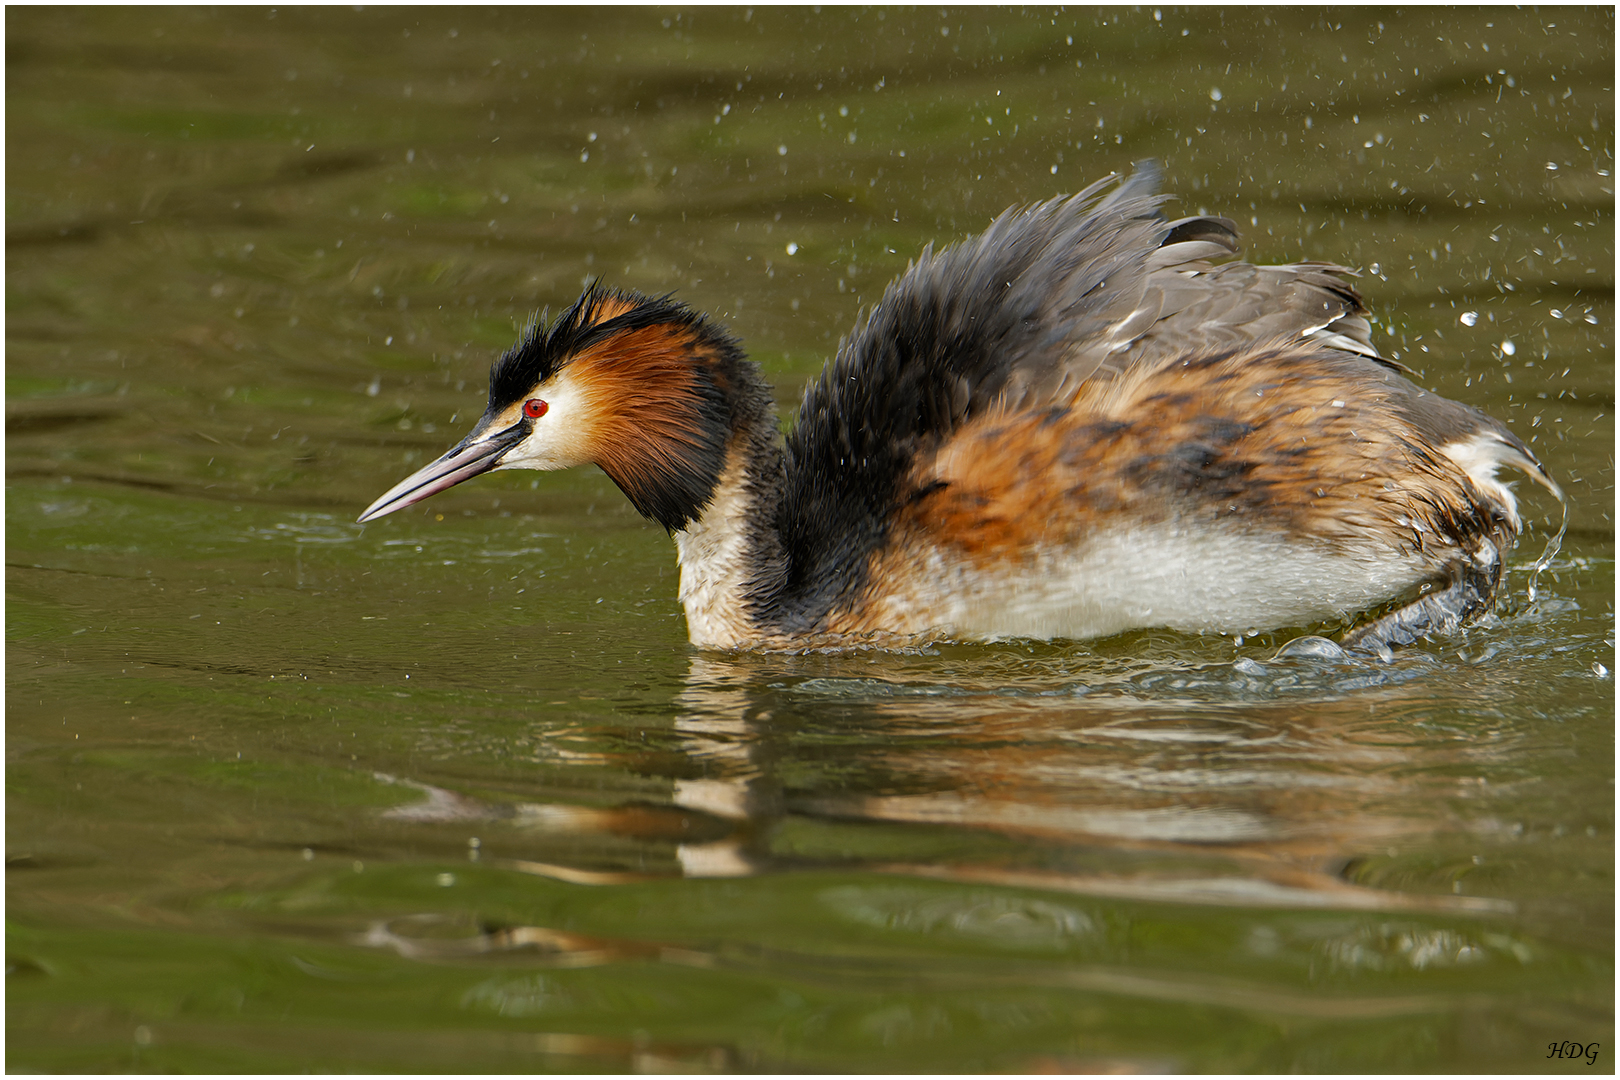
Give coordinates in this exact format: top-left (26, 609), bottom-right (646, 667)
top-left (523, 398), bottom-right (548, 419)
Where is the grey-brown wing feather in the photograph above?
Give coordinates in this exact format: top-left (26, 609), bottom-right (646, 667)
top-left (1013, 187), bottom-right (1396, 402)
top-left (1083, 205), bottom-right (1563, 511)
top-left (1046, 185), bottom-right (1562, 508)
top-left (1103, 259), bottom-right (1385, 375)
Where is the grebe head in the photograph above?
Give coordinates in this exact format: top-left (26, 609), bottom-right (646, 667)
top-left (357, 285), bottom-right (753, 530)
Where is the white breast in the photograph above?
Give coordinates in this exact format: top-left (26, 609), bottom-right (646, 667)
top-left (673, 454), bottom-right (758, 649)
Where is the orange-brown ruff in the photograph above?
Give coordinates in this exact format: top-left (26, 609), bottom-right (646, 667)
top-left (358, 165), bottom-right (1562, 652)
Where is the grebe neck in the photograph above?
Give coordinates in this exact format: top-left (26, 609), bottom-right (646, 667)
top-left (671, 390), bottom-right (788, 650)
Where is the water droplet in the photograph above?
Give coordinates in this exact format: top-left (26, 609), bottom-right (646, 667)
top-left (1275, 636), bottom-right (1346, 660)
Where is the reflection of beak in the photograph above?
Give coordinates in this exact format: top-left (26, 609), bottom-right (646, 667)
top-left (356, 422), bottom-right (526, 523)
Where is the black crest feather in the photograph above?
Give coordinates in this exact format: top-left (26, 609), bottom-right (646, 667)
top-left (488, 283), bottom-right (708, 409)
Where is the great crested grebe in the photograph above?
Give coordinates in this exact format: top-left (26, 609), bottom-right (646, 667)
top-left (358, 165), bottom-right (1561, 652)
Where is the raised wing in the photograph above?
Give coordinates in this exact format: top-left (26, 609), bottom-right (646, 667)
top-left (767, 164), bottom-right (1397, 626)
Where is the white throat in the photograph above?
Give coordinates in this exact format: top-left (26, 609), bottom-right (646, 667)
top-left (672, 452), bottom-right (758, 649)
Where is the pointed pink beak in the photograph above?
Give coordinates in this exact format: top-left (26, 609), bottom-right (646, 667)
top-left (356, 422), bottom-right (526, 523)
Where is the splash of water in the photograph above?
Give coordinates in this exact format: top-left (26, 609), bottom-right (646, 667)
top-left (1525, 486), bottom-right (1569, 604)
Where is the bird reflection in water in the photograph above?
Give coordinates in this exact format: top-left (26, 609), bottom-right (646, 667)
top-left (375, 650), bottom-right (1516, 917)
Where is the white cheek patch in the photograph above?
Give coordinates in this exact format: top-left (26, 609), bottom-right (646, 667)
top-left (491, 373), bottom-right (599, 472)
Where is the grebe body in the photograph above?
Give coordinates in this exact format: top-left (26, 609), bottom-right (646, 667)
top-left (359, 167), bottom-right (1559, 652)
